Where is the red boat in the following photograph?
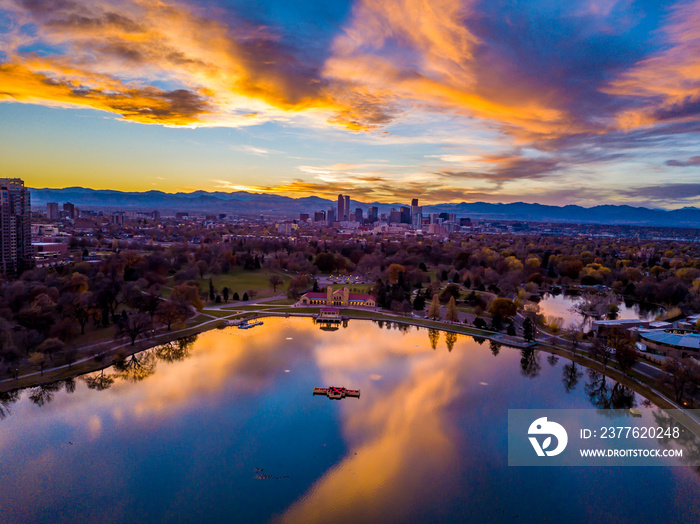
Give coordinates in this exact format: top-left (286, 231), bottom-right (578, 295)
top-left (313, 387), bottom-right (360, 399)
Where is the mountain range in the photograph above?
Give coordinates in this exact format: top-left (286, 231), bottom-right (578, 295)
top-left (29, 187), bottom-right (700, 227)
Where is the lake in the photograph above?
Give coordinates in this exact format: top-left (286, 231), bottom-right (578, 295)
top-left (535, 292), bottom-right (662, 330)
top-left (1, 318), bottom-right (698, 523)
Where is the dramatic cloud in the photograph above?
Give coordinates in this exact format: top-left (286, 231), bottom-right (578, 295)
top-left (0, 0), bottom-right (389, 128)
top-left (2, 0), bottom-right (700, 206)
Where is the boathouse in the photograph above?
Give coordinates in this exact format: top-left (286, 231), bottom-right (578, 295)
top-left (299, 286), bottom-right (376, 307)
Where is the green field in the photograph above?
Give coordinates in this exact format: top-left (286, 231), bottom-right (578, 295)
top-left (166, 270), bottom-right (292, 301)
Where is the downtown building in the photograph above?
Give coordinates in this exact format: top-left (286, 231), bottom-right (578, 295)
top-left (0, 178), bottom-right (33, 275)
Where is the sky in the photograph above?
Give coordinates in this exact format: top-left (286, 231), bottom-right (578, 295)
top-left (1, 0), bottom-right (699, 208)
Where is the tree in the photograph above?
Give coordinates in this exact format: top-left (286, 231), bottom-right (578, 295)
top-left (589, 337), bottom-right (612, 369)
top-left (116, 313), bottom-right (152, 346)
top-left (488, 298), bottom-right (517, 318)
top-left (156, 300), bottom-right (186, 331)
top-left (28, 352), bottom-right (47, 375)
top-left (439, 284), bottom-right (461, 303)
top-left (64, 292), bottom-right (96, 335)
top-left (170, 282), bottom-right (203, 311)
top-left (222, 287), bottom-right (230, 302)
top-left (445, 296), bottom-right (459, 322)
top-left (233, 292), bottom-right (240, 301)
top-left (659, 357), bottom-right (699, 404)
top-left (609, 330), bottom-right (637, 374)
top-left (140, 290), bottom-right (161, 321)
top-left (474, 317), bottom-right (487, 330)
top-left (37, 338), bottom-right (64, 362)
top-left (64, 347), bottom-right (78, 368)
top-left (387, 264), bottom-right (406, 285)
top-left (563, 326), bottom-right (581, 352)
top-left (209, 277), bottom-right (216, 302)
top-left (246, 289), bottom-right (258, 300)
top-left (428, 295), bottom-right (441, 320)
top-left (523, 317), bottom-right (535, 342)
top-left (413, 292), bottom-right (426, 311)
top-left (242, 292), bottom-right (249, 301)
top-left (269, 274), bottom-right (284, 293)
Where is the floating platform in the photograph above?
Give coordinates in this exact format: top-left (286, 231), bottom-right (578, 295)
top-left (313, 387), bottom-right (360, 399)
top-left (629, 408), bottom-right (643, 417)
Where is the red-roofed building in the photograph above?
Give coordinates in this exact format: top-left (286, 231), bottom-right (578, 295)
top-left (299, 286), bottom-right (376, 308)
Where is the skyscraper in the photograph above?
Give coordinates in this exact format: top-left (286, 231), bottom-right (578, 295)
top-left (411, 198), bottom-right (421, 228)
top-left (327, 207), bottom-right (336, 225)
top-left (47, 202), bottom-right (59, 221)
top-left (337, 194), bottom-right (344, 223)
top-left (0, 178), bottom-right (33, 275)
top-left (63, 202), bottom-right (75, 219)
top-left (368, 206), bottom-right (379, 222)
top-left (344, 195), bottom-right (350, 220)
top-left (355, 207), bottom-right (363, 223)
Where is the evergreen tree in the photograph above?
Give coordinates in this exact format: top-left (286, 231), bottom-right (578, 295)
top-left (413, 292), bottom-right (426, 311)
top-left (428, 295), bottom-right (442, 319)
top-left (233, 292), bottom-right (240, 301)
top-left (446, 296), bottom-right (459, 322)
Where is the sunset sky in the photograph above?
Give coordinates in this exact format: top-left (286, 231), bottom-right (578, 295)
top-left (1, 0), bottom-right (700, 207)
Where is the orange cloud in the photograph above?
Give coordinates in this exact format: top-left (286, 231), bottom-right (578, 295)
top-left (0, 0), bottom-right (387, 129)
top-left (324, 0), bottom-right (588, 141)
top-left (605, 0), bottom-right (700, 129)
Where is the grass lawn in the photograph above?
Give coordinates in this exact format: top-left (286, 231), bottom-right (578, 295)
top-left (166, 270), bottom-right (292, 300)
top-left (264, 298), bottom-right (297, 305)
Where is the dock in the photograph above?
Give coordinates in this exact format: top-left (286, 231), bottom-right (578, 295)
top-left (238, 320), bottom-right (264, 330)
top-left (313, 387), bottom-right (360, 399)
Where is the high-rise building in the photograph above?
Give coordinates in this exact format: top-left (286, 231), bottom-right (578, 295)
top-left (344, 195), bottom-right (350, 220)
top-left (314, 210), bottom-right (326, 222)
top-left (47, 202), bottom-right (59, 221)
top-left (400, 206), bottom-right (411, 224)
top-left (355, 207), bottom-right (363, 223)
top-left (368, 206), bottom-right (379, 222)
top-left (412, 212), bottom-right (423, 230)
top-left (63, 202), bottom-right (75, 219)
top-left (0, 178), bottom-right (33, 275)
top-left (337, 194), bottom-right (344, 222)
top-left (326, 207), bottom-right (336, 225)
top-left (411, 199), bottom-right (422, 228)
top-left (389, 208), bottom-right (401, 223)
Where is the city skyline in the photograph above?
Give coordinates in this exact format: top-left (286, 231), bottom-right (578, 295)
top-left (1, 1), bottom-right (700, 208)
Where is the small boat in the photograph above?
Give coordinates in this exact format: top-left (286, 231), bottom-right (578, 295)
top-left (629, 408), bottom-right (643, 417)
top-left (313, 387), bottom-right (360, 399)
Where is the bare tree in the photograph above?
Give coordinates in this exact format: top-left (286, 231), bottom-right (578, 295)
top-left (115, 313), bottom-right (152, 346)
top-left (269, 274), bottom-right (284, 293)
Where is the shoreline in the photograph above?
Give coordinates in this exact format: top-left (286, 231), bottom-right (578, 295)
top-left (3, 309), bottom-right (698, 432)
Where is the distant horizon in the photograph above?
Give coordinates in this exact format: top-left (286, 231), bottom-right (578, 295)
top-left (22, 185), bottom-right (700, 212)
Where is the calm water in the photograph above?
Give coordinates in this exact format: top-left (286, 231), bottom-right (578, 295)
top-left (536, 293), bottom-right (662, 330)
top-left (0, 318), bottom-right (698, 523)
